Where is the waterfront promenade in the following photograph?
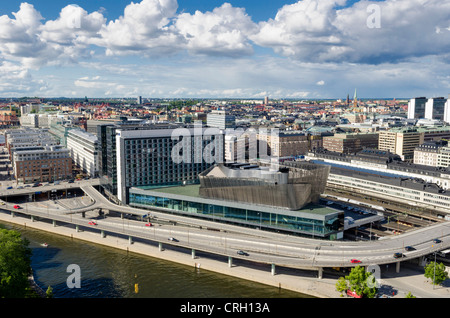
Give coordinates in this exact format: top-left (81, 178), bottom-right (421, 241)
top-left (1, 211), bottom-right (449, 298)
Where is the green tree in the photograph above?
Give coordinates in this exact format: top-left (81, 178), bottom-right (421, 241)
top-left (424, 261), bottom-right (449, 286)
top-left (46, 286), bottom-right (54, 298)
top-left (0, 227), bottom-right (32, 297)
top-left (335, 276), bottom-right (348, 296)
top-left (345, 265), bottom-right (378, 298)
top-left (405, 292), bottom-right (416, 298)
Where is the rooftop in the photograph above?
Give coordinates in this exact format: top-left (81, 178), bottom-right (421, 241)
top-left (133, 184), bottom-right (339, 217)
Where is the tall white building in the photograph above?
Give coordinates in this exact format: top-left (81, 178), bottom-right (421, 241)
top-left (66, 129), bottom-right (99, 177)
top-left (207, 110), bottom-right (235, 130)
top-left (407, 97), bottom-right (427, 119)
top-left (424, 97), bottom-right (447, 121)
top-left (443, 99), bottom-right (450, 123)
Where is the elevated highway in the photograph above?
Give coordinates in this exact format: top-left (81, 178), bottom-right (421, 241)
top-left (2, 182), bottom-right (450, 275)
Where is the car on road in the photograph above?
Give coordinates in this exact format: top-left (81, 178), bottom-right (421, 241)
top-left (145, 222), bottom-right (153, 227)
top-left (6, 186), bottom-right (13, 189)
top-left (0, 201), bottom-right (5, 205)
top-left (168, 237), bottom-right (179, 242)
top-left (17, 186), bottom-right (23, 189)
top-left (350, 259), bottom-right (361, 264)
top-left (393, 253), bottom-right (404, 258)
top-left (405, 246), bottom-right (415, 251)
top-left (88, 221), bottom-right (97, 226)
top-left (68, 180), bottom-right (74, 183)
top-left (237, 250), bottom-right (249, 256)
top-left (433, 238), bottom-right (442, 244)
top-left (13, 205), bottom-right (20, 209)
top-left (54, 181), bottom-right (60, 185)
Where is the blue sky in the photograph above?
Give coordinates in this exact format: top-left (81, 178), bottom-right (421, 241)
top-left (0, 0), bottom-right (449, 99)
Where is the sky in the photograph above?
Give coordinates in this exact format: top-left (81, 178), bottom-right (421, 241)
top-left (0, 0), bottom-right (449, 100)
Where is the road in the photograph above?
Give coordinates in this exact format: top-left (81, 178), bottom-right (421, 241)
top-left (2, 185), bottom-right (450, 270)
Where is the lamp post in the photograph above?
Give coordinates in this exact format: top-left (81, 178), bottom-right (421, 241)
top-left (433, 251), bottom-right (436, 290)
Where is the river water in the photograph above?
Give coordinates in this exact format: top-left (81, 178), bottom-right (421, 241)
top-left (1, 222), bottom-right (311, 298)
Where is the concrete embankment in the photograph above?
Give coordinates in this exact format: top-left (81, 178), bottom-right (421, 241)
top-left (0, 211), bottom-right (340, 298)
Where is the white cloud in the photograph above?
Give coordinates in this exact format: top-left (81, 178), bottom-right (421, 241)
top-left (175, 3), bottom-right (257, 57)
top-left (251, 0), bottom-right (346, 61)
top-left (0, 0), bottom-right (449, 98)
top-left (98, 0), bottom-right (183, 57)
top-left (251, 0), bottom-right (450, 64)
top-left (0, 3), bottom-right (105, 69)
top-left (0, 59), bottom-right (46, 95)
top-left (333, 0), bottom-right (450, 64)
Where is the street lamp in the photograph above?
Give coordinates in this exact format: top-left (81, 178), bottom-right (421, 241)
top-left (433, 251), bottom-right (437, 290)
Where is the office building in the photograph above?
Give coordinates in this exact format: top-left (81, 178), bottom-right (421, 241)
top-left (326, 165), bottom-right (450, 217)
top-left (5, 128), bottom-right (58, 158)
top-left (425, 97), bottom-right (447, 121)
top-left (66, 129), bottom-right (99, 177)
top-left (98, 122), bottom-right (224, 203)
top-left (257, 130), bottom-right (309, 158)
top-left (13, 145), bottom-right (72, 183)
top-left (322, 132), bottom-right (379, 154)
top-left (407, 97), bottom-right (427, 119)
top-left (419, 125), bottom-right (450, 142)
top-left (307, 148), bottom-right (450, 190)
top-left (378, 127), bottom-right (424, 161)
top-left (207, 110), bottom-right (235, 129)
top-left (19, 114), bottom-right (39, 128)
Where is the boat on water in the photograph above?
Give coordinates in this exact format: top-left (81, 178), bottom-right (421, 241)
top-left (41, 243), bottom-right (48, 247)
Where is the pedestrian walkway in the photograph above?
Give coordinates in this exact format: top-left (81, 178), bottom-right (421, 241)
top-left (380, 263), bottom-right (450, 298)
top-left (1, 211), bottom-right (449, 298)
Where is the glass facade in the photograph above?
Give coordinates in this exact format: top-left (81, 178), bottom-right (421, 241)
top-left (129, 192), bottom-right (342, 238)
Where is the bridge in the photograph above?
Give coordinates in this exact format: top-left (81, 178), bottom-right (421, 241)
top-left (1, 179), bottom-right (450, 279)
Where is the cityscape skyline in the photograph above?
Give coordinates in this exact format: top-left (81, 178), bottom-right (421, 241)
top-left (0, 0), bottom-right (449, 99)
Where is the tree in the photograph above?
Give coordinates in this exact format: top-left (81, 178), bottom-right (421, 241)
top-left (46, 286), bottom-right (54, 298)
top-left (0, 227), bottom-right (32, 297)
top-left (424, 261), bottom-right (449, 286)
top-left (345, 265), bottom-right (378, 298)
top-left (335, 276), bottom-right (348, 296)
top-left (405, 292), bottom-right (416, 298)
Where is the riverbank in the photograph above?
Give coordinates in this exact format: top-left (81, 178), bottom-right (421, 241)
top-left (0, 212), bottom-right (339, 298)
top-left (1, 211), bottom-right (449, 298)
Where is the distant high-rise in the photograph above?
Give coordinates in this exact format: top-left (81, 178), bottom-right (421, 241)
top-left (137, 96), bottom-right (142, 105)
top-left (207, 110), bottom-right (236, 130)
top-left (424, 97), bottom-right (447, 121)
top-left (353, 89), bottom-right (358, 108)
top-left (444, 99), bottom-right (450, 123)
top-left (264, 96), bottom-right (269, 105)
top-left (407, 97), bottom-right (427, 119)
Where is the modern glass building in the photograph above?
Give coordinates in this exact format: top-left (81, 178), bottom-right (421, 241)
top-left (129, 184), bottom-right (343, 239)
top-left (109, 123), bottom-right (224, 203)
top-left (129, 162), bottom-right (344, 239)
